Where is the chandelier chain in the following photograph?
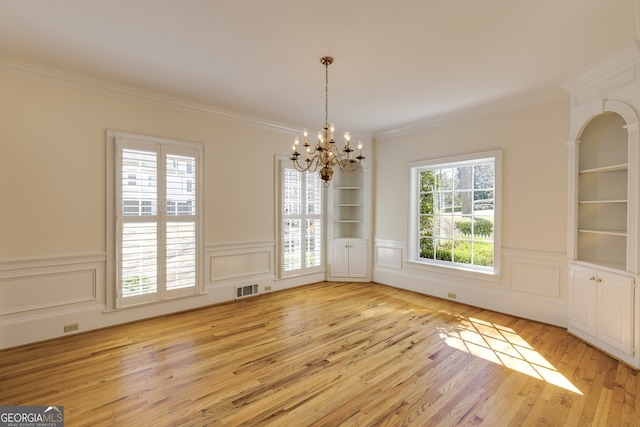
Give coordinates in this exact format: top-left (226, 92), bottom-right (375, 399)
top-left (325, 60), bottom-right (329, 128)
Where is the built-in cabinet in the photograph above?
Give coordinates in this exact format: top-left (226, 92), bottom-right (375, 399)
top-left (569, 264), bottom-right (635, 363)
top-left (329, 239), bottom-right (368, 279)
top-left (563, 43), bottom-right (640, 368)
top-left (327, 167), bottom-right (371, 281)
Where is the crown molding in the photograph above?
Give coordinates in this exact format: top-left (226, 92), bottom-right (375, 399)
top-left (559, 40), bottom-right (640, 99)
top-left (0, 56), bottom-right (299, 135)
top-left (375, 42), bottom-right (640, 141)
top-left (0, 55), bottom-right (570, 141)
top-left (373, 86), bottom-right (568, 141)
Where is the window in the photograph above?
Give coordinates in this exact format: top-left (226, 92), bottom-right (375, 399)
top-left (277, 158), bottom-right (324, 277)
top-left (107, 130), bottom-right (204, 308)
top-left (409, 150), bottom-right (501, 275)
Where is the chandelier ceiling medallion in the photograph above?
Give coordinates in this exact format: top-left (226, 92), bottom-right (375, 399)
top-left (290, 56), bottom-right (364, 185)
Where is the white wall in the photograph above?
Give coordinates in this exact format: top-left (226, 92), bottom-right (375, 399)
top-left (0, 68), bottom-right (323, 348)
top-left (373, 99), bottom-right (571, 326)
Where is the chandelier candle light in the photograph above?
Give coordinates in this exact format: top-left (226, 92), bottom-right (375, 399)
top-left (290, 56), bottom-right (364, 185)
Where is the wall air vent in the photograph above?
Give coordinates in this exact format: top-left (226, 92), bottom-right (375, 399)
top-left (236, 284), bottom-right (259, 299)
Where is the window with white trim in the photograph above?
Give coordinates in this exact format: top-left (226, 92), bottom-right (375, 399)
top-left (409, 150), bottom-right (501, 274)
top-left (277, 158), bottom-right (324, 277)
top-left (107, 131), bottom-right (204, 308)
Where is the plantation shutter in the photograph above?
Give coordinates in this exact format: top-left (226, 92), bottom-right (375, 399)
top-left (115, 138), bottom-right (201, 307)
top-left (280, 164), bottom-right (323, 276)
top-left (119, 144), bottom-right (159, 305)
top-left (165, 153), bottom-right (197, 292)
top-left (283, 167), bottom-right (302, 271)
top-left (305, 171), bottom-right (322, 268)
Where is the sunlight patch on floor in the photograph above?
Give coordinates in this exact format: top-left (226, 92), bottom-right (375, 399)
top-left (440, 316), bottom-right (582, 394)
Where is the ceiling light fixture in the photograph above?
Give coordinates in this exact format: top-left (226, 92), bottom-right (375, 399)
top-left (290, 56), bottom-right (364, 185)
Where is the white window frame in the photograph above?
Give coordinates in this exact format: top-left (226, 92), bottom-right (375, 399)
top-left (275, 156), bottom-right (325, 278)
top-left (106, 130), bottom-right (205, 309)
top-left (408, 150), bottom-right (502, 278)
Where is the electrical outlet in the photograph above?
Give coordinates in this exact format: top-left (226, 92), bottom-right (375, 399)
top-left (447, 292), bottom-right (457, 299)
top-left (64, 323), bottom-right (79, 333)
top-left (265, 285), bottom-right (272, 291)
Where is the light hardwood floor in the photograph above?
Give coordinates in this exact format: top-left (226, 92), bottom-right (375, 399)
top-left (1, 281), bottom-right (638, 426)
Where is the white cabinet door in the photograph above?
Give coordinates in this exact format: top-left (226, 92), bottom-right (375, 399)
top-left (348, 240), bottom-right (368, 278)
top-left (569, 266), bottom-right (597, 337)
top-left (330, 240), bottom-right (350, 278)
top-left (598, 271), bottom-right (634, 354)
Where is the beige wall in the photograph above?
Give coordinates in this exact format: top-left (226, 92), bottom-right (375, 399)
top-left (374, 99), bottom-right (570, 253)
top-left (0, 72), bottom-right (289, 260)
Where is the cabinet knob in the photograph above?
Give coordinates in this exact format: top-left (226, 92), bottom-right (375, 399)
top-left (595, 277), bottom-right (602, 283)
top-left (589, 276), bottom-right (596, 281)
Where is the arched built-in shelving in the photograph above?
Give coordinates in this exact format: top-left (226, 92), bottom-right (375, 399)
top-left (563, 47), bottom-right (640, 368)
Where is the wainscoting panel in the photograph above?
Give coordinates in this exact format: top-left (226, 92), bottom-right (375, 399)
top-left (207, 241), bottom-right (275, 283)
top-left (0, 255), bottom-right (103, 316)
top-left (0, 269), bottom-right (96, 314)
top-left (375, 239), bottom-right (404, 270)
top-left (505, 257), bottom-right (563, 298)
top-left (372, 239), bottom-right (568, 327)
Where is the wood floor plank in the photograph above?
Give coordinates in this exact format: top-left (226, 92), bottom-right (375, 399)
top-left (1, 281), bottom-right (640, 426)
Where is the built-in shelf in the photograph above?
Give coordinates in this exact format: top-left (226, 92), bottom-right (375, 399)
top-left (579, 163), bottom-right (628, 174)
top-left (332, 168), bottom-right (365, 240)
top-left (574, 259), bottom-right (627, 272)
top-left (578, 229), bottom-right (627, 237)
top-left (574, 112), bottom-right (629, 269)
top-left (572, 258), bottom-right (628, 271)
top-left (579, 200), bottom-right (627, 204)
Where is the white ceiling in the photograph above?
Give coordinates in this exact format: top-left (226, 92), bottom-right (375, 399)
top-left (0, 0), bottom-right (637, 136)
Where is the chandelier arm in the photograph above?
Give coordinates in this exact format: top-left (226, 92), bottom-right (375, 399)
top-left (290, 159), bottom-right (308, 172)
top-left (306, 143), bottom-right (322, 156)
top-left (291, 154), bottom-right (320, 172)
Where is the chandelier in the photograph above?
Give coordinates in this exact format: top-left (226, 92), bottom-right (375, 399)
top-left (290, 56), bottom-right (364, 185)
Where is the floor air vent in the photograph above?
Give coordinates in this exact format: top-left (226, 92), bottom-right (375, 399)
top-left (236, 284), bottom-right (259, 299)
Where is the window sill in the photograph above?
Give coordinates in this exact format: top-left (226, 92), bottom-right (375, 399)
top-left (405, 259), bottom-right (502, 284)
